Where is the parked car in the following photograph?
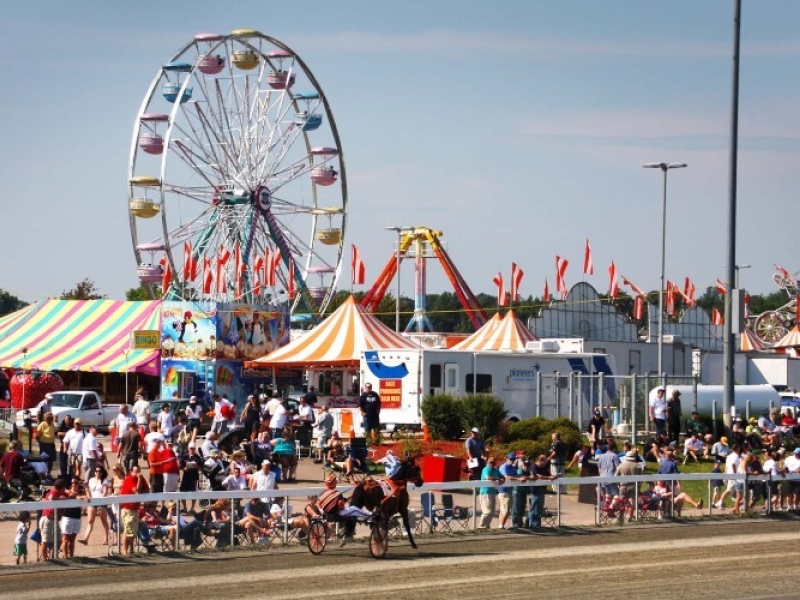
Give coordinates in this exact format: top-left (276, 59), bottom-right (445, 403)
top-left (149, 398), bottom-right (213, 435)
top-left (15, 391), bottom-right (119, 432)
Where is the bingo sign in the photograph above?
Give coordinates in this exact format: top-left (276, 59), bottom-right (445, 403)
top-left (379, 379), bottom-right (402, 409)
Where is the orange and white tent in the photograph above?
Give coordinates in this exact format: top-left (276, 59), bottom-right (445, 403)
top-left (451, 310), bottom-right (537, 351)
top-left (245, 295), bottom-right (414, 368)
top-left (740, 328), bottom-right (766, 352)
top-left (774, 326), bottom-right (800, 350)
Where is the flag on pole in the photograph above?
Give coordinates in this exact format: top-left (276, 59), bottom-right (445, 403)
top-left (202, 257), bottom-right (213, 294)
top-left (493, 272), bottom-right (508, 307)
top-left (622, 276), bottom-right (646, 298)
top-left (265, 250), bottom-right (280, 287)
top-left (716, 279), bottom-right (727, 295)
top-left (510, 262), bottom-right (524, 301)
top-left (583, 239), bottom-right (594, 275)
top-left (633, 296), bottom-right (644, 320)
top-left (543, 279), bottom-right (550, 303)
top-left (775, 264), bottom-right (793, 282)
top-left (608, 262), bottom-right (619, 298)
top-left (216, 246), bottom-right (230, 294)
top-left (684, 277), bottom-right (696, 307)
top-left (183, 241), bottom-right (197, 282)
top-left (711, 307), bottom-right (723, 325)
top-left (666, 280), bottom-right (676, 316)
top-left (287, 259), bottom-right (295, 299)
top-left (234, 243), bottom-right (243, 298)
top-left (160, 256), bottom-right (172, 295)
top-left (253, 256), bottom-right (265, 296)
top-left (556, 256), bottom-right (568, 293)
top-left (352, 245), bottom-right (365, 285)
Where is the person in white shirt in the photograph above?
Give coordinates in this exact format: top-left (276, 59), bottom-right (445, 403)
top-left (221, 467), bottom-right (248, 491)
top-left (132, 394), bottom-right (151, 427)
top-left (264, 394), bottom-right (283, 420)
top-left (714, 444), bottom-right (742, 510)
top-left (782, 447), bottom-right (800, 510)
top-left (63, 420), bottom-right (86, 479)
top-left (115, 406), bottom-right (135, 445)
top-left (683, 433), bottom-right (704, 464)
top-left (81, 426), bottom-right (100, 482)
top-left (185, 396), bottom-right (203, 436)
top-left (295, 397), bottom-right (314, 425)
top-left (144, 422), bottom-right (165, 454)
top-left (212, 394), bottom-right (233, 434)
top-left (649, 388), bottom-right (667, 436)
top-left (157, 405), bottom-right (174, 438)
top-left (268, 401), bottom-right (287, 438)
top-left (250, 459), bottom-right (277, 501)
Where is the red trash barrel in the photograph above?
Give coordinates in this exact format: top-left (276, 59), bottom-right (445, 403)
top-left (109, 422), bottom-right (119, 453)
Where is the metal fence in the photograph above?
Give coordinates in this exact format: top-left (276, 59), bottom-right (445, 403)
top-left (0, 471), bottom-right (787, 567)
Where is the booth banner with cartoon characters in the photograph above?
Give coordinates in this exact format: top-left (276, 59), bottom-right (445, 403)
top-left (216, 303), bottom-right (289, 360)
top-left (161, 302), bottom-right (218, 360)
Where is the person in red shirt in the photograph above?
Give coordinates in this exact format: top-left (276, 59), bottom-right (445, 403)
top-left (147, 441), bottom-right (165, 493)
top-left (39, 478), bottom-right (70, 561)
top-left (160, 443), bottom-right (180, 493)
top-left (119, 466), bottom-right (150, 555)
top-left (0, 440), bottom-right (24, 484)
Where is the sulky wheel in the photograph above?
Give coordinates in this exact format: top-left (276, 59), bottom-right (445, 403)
top-left (368, 521), bottom-right (389, 559)
top-left (307, 520), bottom-right (327, 555)
top-left (754, 311), bottom-right (789, 344)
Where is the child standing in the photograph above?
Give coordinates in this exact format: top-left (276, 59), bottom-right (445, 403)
top-left (14, 511), bottom-right (31, 564)
top-left (711, 458), bottom-right (724, 506)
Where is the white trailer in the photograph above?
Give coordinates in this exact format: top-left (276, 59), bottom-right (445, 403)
top-left (359, 347), bottom-right (616, 432)
top-left (650, 384), bottom-right (782, 418)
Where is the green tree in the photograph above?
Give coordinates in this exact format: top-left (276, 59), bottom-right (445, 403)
top-left (60, 279), bottom-right (106, 300)
top-left (0, 289), bottom-right (28, 317)
top-left (125, 285), bottom-right (153, 301)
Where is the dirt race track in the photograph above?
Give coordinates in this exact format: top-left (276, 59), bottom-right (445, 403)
top-left (3, 520), bottom-right (800, 599)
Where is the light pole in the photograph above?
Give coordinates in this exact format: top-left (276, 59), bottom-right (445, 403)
top-left (384, 226), bottom-right (411, 332)
top-left (734, 263), bottom-right (750, 289)
top-left (643, 162), bottom-right (687, 378)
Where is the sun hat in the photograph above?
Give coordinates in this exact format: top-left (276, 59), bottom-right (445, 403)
top-left (720, 437), bottom-right (728, 444)
top-left (470, 427), bottom-right (480, 434)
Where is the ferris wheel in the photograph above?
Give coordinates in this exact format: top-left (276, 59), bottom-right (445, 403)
top-left (128, 29), bottom-right (347, 315)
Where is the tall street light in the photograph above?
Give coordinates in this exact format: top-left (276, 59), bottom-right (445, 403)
top-left (734, 263), bottom-right (750, 289)
top-left (643, 162), bottom-right (687, 378)
top-left (385, 226), bottom-right (411, 332)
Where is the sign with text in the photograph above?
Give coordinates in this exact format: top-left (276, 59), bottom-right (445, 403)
top-left (131, 330), bottom-right (161, 350)
top-left (380, 379), bottom-right (402, 409)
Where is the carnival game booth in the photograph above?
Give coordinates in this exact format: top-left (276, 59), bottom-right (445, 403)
top-left (245, 295), bottom-right (416, 435)
top-left (0, 300), bottom-right (162, 406)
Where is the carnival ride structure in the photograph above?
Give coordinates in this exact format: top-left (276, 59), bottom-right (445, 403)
top-left (750, 268), bottom-right (800, 346)
top-left (128, 30), bottom-right (346, 316)
top-left (360, 226), bottom-right (488, 332)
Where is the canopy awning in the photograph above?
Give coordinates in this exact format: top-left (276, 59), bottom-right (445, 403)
top-left (0, 300), bottom-right (161, 375)
top-left (451, 310), bottom-right (537, 351)
top-left (246, 295), bottom-right (415, 368)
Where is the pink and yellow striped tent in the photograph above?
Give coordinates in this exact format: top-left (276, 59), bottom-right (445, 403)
top-left (0, 300), bottom-right (161, 374)
top-left (451, 310), bottom-right (537, 351)
top-left (245, 295), bottom-right (414, 368)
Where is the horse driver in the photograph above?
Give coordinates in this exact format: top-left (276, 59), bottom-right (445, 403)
top-left (304, 474), bottom-right (356, 545)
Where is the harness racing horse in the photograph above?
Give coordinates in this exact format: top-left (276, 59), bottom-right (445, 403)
top-left (349, 455), bottom-right (423, 549)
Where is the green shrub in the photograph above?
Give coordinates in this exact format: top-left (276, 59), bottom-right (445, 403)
top-left (459, 394), bottom-right (508, 440)
top-left (420, 394), bottom-right (463, 440)
top-left (506, 417), bottom-right (551, 442)
top-left (495, 439), bottom-right (549, 461)
top-left (502, 416), bottom-right (584, 459)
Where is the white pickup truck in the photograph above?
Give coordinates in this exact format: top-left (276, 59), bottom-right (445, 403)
top-left (16, 390), bottom-right (121, 432)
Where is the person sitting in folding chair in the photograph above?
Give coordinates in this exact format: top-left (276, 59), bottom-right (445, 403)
top-left (343, 436), bottom-right (369, 481)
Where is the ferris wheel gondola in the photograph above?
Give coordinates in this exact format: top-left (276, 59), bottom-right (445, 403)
top-left (128, 29), bottom-right (347, 315)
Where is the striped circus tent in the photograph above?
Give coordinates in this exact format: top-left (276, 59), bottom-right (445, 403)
top-left (0, 299), bottom-right (161, 374)
top-left (740, 328), bottom-right (766, 351)
top-left (246, 295), bottom-right (415, 368)
top-left (774, 326), bottom-right (800, 349)
top-left (451, 310), bottom-right (537, 351)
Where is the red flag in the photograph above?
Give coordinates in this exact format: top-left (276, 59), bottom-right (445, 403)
top-left (666, 280), bottom-right (676, 316)
top-left (234, 243), bottom-right (243, 298)
top-left (202, 256), bottom-right (213, 294)
top-left (287, 259), bottom-right (295, 299)
top-left (711, 307), bottom-right (723, 325)
top-left (716, 279), bottom-right (727, 295)
top-left (543, 279), bottom-right (550, 302)
top-left (684, 277), bottom-right (696, 307)
top-left (160, 256), bottom-right (172, 294)
top-left (510, 262), bottom-right (524, 301)
top-left (622, 276), bottom-right (646, 297)
top-left (253, 256), bottom-right (264, 296)
top-left (183, 241), bottom-right (197, 282)
top-left (556, 256), bottom-right (568, 293)
top-left (583, 239), bottom-right (594, 275)
top-left (269, 250), bottom-right (282, 287)
top-left (493, 272), bottom-right (508, 307)
top-left (607, 262), bottom-right (619, 298)
top-left (216, 245), bottom-right (230, 294)
top-left (352, 244), bottom-right (365, 285)
top-left (633, 296), bottom-right (644, 319)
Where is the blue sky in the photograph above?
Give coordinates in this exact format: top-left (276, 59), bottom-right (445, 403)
top-left (2, 1), bottom-right (799, 305)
